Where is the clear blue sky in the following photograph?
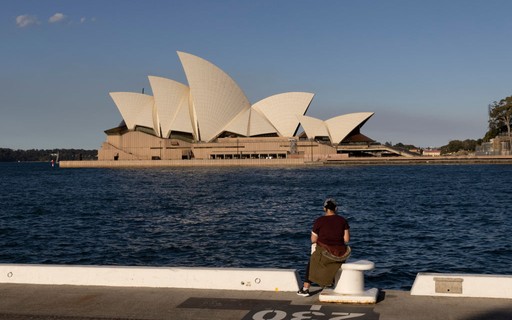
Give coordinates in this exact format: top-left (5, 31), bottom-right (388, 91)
top-left (2, 0), bottom-right (512, 150)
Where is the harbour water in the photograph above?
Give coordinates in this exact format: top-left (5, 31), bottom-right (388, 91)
top-left (1, 162), bottom-right (511, 290)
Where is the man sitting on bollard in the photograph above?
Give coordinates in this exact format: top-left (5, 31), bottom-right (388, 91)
top-left (297, 198), bottom-right (351, 296)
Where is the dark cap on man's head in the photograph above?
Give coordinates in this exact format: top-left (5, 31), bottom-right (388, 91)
top-left (323, 198), bottom-right (337, 210)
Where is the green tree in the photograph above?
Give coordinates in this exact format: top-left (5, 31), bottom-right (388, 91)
top-left (440, 139), bottom-right (480, 155)
top-left (0, 148), bottom-right (97, 162)
top-left (484, 101), bottom-right (501, 141)
top-left (488, 96), bottom-right (512, 146)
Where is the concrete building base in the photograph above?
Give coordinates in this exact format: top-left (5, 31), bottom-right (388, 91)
top-left (411, 272), bottom-right (512, 299)
top-left (0, 264), bottom-right (300, 292)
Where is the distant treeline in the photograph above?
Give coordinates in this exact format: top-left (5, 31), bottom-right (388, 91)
top-left (385, 139), bottom-right (483, 155)
top-left (440, 139), bottom-right (483, 155)
top-left (0, 148), bottom-right (97, 162)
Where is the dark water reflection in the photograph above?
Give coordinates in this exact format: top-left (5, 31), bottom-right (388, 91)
top-left (1, 163), bottom-right (511, 290)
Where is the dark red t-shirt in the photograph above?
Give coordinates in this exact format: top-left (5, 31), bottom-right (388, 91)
top-left (312, 214), bottom-right (350, 247)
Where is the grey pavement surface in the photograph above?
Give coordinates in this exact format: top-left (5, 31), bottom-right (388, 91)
top-left (1, 283), bottom-right (511, 320)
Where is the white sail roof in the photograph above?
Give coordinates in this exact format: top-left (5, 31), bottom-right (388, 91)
top-left (252, 92), bottom-right (314, 137)
top-left (109, 92), bottom-right (157, 133)
top-left (108, 52), bottom-right (375, 145)
top-left (325, 112), bottom-right (375, 144)
top-left (148, 76), bottom-right (193, 138)
top-left (223, 108), bottom-right (251, 136)
top-left (297, 115), bottom-right (330, 139)
top-left (248, 108), bottom-right (278, 136)
top-left (178, 51), bottom-right (251, 142)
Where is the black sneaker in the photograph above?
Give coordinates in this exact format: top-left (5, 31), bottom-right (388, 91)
top-left (297, 288), bottom-right (310, 296)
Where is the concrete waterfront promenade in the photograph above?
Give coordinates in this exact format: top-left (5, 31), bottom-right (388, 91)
top-left (1, 265), bottom-right (511, 320)
top-left (2, 283), bottom-right (512, 320)
top-left (60, 155), bottom-right (512, 168)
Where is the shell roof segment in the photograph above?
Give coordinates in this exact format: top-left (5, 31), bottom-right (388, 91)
top-left (223, 108), bottom-right (251, 137)
top-left (177, 51), bottom-right (251, 142)
top-left (148, 76), bottom-right (192, 138)
top-left (248, 108), bottom-right (278, 137)
top-left (298, 112), bottom-right (374, 144)
top-left (109, 92), bottom-right (157, 134)
top-left (252, 92), bottom-right (314, 137)
top-left (325, 112), bottom-right (375, 144)
top-left (297, 115), bottom-right (330, 139)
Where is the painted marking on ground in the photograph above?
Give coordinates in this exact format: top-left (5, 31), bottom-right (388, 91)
top-left (178, 297), bottom-right (378, 320)
top-left (243, 304), bottom-right (377, 320)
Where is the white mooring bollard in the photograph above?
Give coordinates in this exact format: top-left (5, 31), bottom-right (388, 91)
top-left (319, 260), bottom-right (379, 303)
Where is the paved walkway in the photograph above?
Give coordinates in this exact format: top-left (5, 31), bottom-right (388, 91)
top-left (1, 284), bottom-right (511, 320)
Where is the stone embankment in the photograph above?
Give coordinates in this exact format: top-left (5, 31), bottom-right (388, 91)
top-left (323, 155), bottom-right (512, 165)
top-left (60, 158), bottom-right (307, 168)
top-left (60, 155), bottom-right (512, 168)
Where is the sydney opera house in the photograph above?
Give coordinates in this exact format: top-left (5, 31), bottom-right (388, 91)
top-left (98, 52), bottom-right (375, 161)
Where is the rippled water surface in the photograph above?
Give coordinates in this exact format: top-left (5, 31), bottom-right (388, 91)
top-left (1, 162), bottom-right (511, 290)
